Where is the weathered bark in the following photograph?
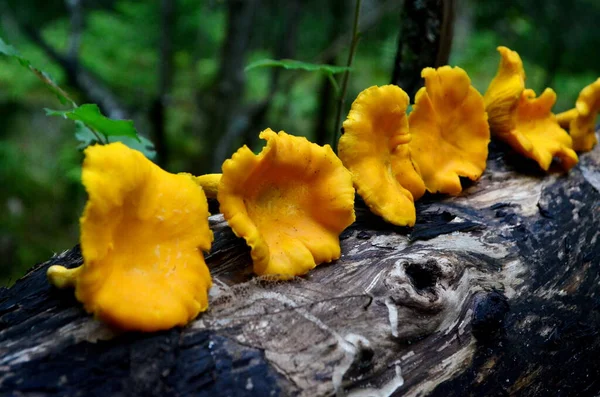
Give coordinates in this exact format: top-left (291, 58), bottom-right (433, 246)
top-left (1, 141), bottom-right (600, 396)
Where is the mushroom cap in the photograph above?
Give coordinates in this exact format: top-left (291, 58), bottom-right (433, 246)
top-left (569, 77), bottom-right (600, 151)
top-left (484, 46), bottom-right (526, 135)
top-left (408, 66), bottom-right (490, 195)
top-left (218, 129), bottom-right (355, 279)
top-left (76, 142), bottom-right (213, 331)
top-left (338, 85), bottom-right (425, 227)
top-left (508, 88), bottom-right (578, 171)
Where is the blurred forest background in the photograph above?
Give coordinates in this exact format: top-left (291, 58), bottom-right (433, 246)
top-left (1, 0), bottom-right (599, 285)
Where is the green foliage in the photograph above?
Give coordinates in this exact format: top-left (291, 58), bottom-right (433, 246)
top-left (0, 36), bottom-right (155, 160)
top-left (46, 104), bottom-right (140, 142)
top-left (74, 121), bottom-right (156, 160)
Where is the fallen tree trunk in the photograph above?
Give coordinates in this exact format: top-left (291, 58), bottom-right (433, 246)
top-left (1, 141), bottom-right (600, 396)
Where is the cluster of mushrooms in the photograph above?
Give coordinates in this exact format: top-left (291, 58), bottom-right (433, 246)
top-left (47, 46), bottom-right (599, 332)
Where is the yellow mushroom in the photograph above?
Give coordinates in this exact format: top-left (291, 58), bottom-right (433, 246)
top-left (217, 128), bottom-right (355, 279)
top-left (483, 46), bottom-right (526, 136)
top-left (47, 142), bottom-right (213, 332)
top-left (483, 46), bottom-right (578, 170)
top-left (556, 78), bottom-right (600, 152)
top-left (505, 88), bottom-right (578, 171)
top-left (408, 66), bottom-right (490, 195)
top-left (189, 173), bottom-right (221, 199)
top-left (338, 85), bottom-right (425, 227)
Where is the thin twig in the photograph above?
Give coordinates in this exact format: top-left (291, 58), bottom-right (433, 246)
top-left (333, 0), bottom-right (362, 151)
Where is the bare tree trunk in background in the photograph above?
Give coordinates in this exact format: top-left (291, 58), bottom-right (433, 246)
top-left (240, 0), bottom-right (302, 150)
top-left (540, 0), bottom-right (572, 90)
top-left (391, 0), bottom-right (455, 98)
top-left (314, 0), bottom-right (346, 146)
top-left (208, 0), bottom-right (259, 172)
top-left (150, 0), bottom-right (175, 167)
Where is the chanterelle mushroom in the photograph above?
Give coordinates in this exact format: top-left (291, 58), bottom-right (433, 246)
top-left (556, 77), bottom-right (600, 152)
top-left (218, 128), bottom-right (355, 279)
top-left (483, 46), bottom-right (526, 135)
top-left (484, 46), bottom-right (578, 170)
top-left (505, 88), bottom-right (578, 171)
top-left (338, 85), bottom-right (425, 227)
top-left (408, 66), bottom-right (490, 195)
top-left (47, 142), bottom-right (213, 332)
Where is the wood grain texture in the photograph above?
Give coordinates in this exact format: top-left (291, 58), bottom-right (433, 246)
top-left (1, 139), bottom-right (599, 396)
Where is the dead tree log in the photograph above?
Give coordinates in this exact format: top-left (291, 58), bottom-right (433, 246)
top-left (1, 140), bottom-right (600, 396)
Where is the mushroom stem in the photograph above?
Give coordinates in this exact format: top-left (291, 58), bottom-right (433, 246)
top-left (47, 265), bottom-right (82, 289)
top-left (556, 108), bottom-right (579, 129)
top-left (190, 174), bottom-right (221, 199)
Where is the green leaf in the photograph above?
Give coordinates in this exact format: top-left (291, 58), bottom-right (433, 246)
top-left (108, 135), bottom-right (156, 160)
top-left (46, 104), bottom-right (141, 142)
top-left (74, 121), bottom-right (97, 149)
top-left (74, 121), bottom-right (156, 160)
top-left (245, 59), bottom-right (351, 74)
top-left (0, 37), bottom-right (76, 106)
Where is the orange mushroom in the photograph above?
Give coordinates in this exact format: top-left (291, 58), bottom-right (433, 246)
top-left (218, 129), bottom-right (355, 279)
top-left (338, 85), bottom-right (425, 227)
top-left (483, 46), bottom-right (526, 136)
top-left (556, 78), bottom-right (600, 152)
top-left (47, 142), bottom-right (213, 332)
top-left (408, 66), bottom-right (490, 195)
top-left (484, 46), bottom-right (578, 170)
top-left (189, 173), bottom-right (220, 199)
top-left (505, 88), bottom-right (578, 171)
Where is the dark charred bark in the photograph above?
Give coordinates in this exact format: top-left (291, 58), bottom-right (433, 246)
top-left (391, 0), bottom-right (455, 98)
top-left (1, 139), bottom-right (600, 396)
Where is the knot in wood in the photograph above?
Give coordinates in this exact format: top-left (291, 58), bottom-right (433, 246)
top-left (384, 254), bottom-right (458, 314)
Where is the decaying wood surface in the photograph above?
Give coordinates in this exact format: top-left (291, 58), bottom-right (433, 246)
top-left (1, 140), bottom-right (599, 396)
